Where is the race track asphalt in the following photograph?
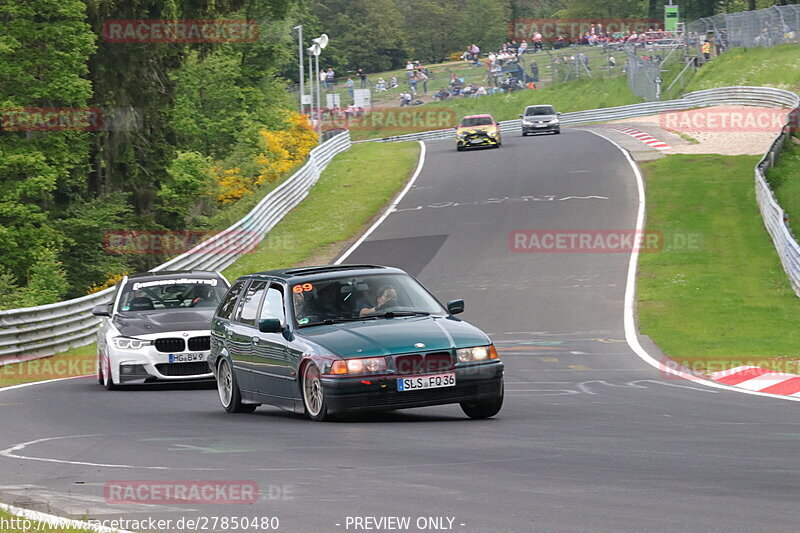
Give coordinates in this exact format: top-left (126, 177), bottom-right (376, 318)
top-left (1, 130), bottom-right (799, 533)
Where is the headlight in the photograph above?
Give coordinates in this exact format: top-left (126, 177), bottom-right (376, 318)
top-left (330, 357), bottom-right (387, 375)
top-left (456, 132), bottom-right (466, 139)
top-left (487, 130), bottom-right (498, 137)
top-left (112, 336), bottom-right (153, 350)
top-left (549, 118), bottom-right (559, 124)
top-left (456, 345), bottom-right (499, 363)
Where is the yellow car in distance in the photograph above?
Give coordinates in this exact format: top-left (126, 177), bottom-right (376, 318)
top-left (455, 114), bottom-right (502, 151)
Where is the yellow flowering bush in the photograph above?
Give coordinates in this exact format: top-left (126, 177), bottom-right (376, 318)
top-left (87, 272), bottom-right (127, 295)
top-left (215, 111), bottom-right (317, 203)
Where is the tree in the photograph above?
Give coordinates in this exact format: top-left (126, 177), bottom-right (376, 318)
top-left (0, 0), bottom-right (95, 293)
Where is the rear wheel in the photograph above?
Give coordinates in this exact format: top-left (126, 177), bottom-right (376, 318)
top-left (302, 364), bottom-right (331, 422)
top-left (217, 358), bottom-right (257, 413)
top-left (97, 352), bottom-right (104, 385)
top-left (460, 384), bottom-right (503, 419)
top-left (456, 145), bottom-right (464, 152)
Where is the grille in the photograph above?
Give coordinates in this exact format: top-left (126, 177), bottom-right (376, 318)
top-left (155, 362), bottom-right (210, 377)
top-left (154, 338), bottom-right (185, 353)
top-left (394, 352), bottom-right (453, 374)
top-left (188, 336), bottom-right (210, 351)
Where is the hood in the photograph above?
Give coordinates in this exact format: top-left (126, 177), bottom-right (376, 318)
top-left (113, 308), bottom-right (215, 336)
top-left (523, 114), bottom-right (556, 121)
top-left (458, 125), bottom-right (497, 134)
top-left (299, 316), bottom-right (490, 358)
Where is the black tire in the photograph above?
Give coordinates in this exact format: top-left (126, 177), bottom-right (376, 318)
top-left (302, 363), bottom-right (331, 422)
top-left (456, 145), bottom-right (465, 152)
top-left (554, 129), bottom-right (561, 135)
top-left (102, 355), bottom-right (118, 391)
top-left (97, 353), bottom-right (104, 385)
top-left (522, 131), bottom-right (528, 136)
top-left (460, 384), bottom-right (503, 419)
top-left (217, 358), bottom-right (257, 413)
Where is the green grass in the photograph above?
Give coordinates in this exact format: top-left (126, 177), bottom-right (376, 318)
top-left (222, 141), bottom-right (420, 280)
top-left (350, 74), bottom-right (639, 140)
top-left (637, 154), bottom-right (800, 375)
top-left (766, 134), bottom-right (800, 237)
top-left (0, 344), bottom-right (95, 388)
top-left (684, 44), bottom-right (800, 93)
top-left (0, 509), bottom-right (96, 532)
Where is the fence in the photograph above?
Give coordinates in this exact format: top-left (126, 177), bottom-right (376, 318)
top-left (756, 111), bottom-right (800, 297)
top-left (688, 5), bottom-right (800, 55)
top-left (0, 131), bottom-right (352, 362)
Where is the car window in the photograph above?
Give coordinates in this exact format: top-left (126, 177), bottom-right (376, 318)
top-left (236, 280), bottom-right (268, 326)
top-left (460, 117), bottom-right (493, 127)
top-left (260, 286), bottom-right (285, 323)
top-left (217, 280), bottom-right (245, 320)
top-left (117, 277), bottom-right (227, 312)
top-left (526, 106), bottom-right (555, 116)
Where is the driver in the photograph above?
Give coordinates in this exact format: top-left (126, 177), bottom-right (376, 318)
top-left (359, 285), bottom-right (398, 317)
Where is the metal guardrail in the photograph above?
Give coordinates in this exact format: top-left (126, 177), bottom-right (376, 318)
top-left (0, 132), bottom-right (352, 361)
top-left (756, 111), bottom-right (800, 298)
top-left (368, 85), bottom-right (800, 297)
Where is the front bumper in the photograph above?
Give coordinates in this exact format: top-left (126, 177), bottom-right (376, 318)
top-left (457, 135), bottom-right (499, 148)
top-left (109, 345), bottom-right (214, 384)
top-left (522, 122), bottom-right (559, 133)
top-left (321, 361), bottom-right (504, 413)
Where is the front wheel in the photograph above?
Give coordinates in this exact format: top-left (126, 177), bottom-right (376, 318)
top-left (522, 131), bottom-right (528, 137)
top-left (460, 385), bottom-right (503, 419)
top-left (456, 145), bottom-right (465, 152)
top-left (102, 354), bottom-right (117, 391)
top-left (217, 358), bottom-right (257, 413)
top-left (302, 364), bottom-right (331, 421)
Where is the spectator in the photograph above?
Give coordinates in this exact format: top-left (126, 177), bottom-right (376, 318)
top-left (357, 68), bottom-right (368, 88)
top-left (325, 67), bottom-right (335, 89)
top-left (418, 70), bottom-right (428, 93)
top-left (529, 59), bottom-right (539, 83)
top-left (409, 73), bottom-right (418, 95)
top-left (702, 40), bottom-right (712, 60)
top-left (434, 87), bottom-right (449, 101)
top-left (345, 77), bottom-right (354, 99)
top-left (319, 68), bottom-right (327, 90)
top-left (390, 76), bottom-right (398, 89)
top-left (518, 39), bottom-right (528, 55)
top-left (375, 77), bottom-right (387, 92)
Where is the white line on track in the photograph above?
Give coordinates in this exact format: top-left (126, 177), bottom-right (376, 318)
top-left (335, 140), bottom-right (426, 264)
top-left (586, 129), bottom-right (800, 403)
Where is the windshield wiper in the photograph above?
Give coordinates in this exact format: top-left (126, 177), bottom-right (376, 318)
top-left (362, 310), bottom-right (431, 319)
top-left (298, 317), bottom-right (363, 328)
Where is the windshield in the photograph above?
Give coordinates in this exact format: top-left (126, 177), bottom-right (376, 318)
top-left (292, 273), bottom-right (445, 327)
top-left (118, 277), bottom-right (227, 312)
top-left (525, 106), bottom-right (556, 116)
top-left (460, 117), bottom-right (494, 127)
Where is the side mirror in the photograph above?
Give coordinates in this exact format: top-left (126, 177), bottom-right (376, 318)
top-left (447, 299), bottom-right (465, 315)
top-left (91, 304), bottom-right (111, 317)
top-left (557, 112), bottom-right (562, 116)
top-left (258, 318), bottom-right (283, 333)
top-left (519, 114), bottom-right (524, 118)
